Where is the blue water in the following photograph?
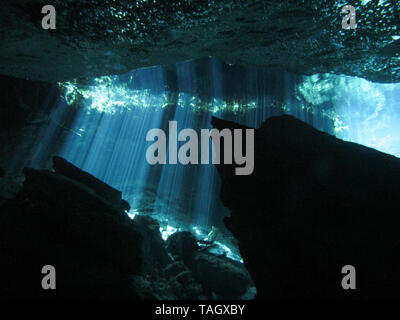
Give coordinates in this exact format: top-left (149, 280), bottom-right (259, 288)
top-left (28, 58), bottom-right (400, 260)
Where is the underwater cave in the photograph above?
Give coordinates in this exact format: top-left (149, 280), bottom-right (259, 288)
top-left (1, 0), bottom-right (400, 302)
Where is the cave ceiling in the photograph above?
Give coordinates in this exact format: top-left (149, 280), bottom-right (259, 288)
top-left (0, 0), bottom-right (399, 83)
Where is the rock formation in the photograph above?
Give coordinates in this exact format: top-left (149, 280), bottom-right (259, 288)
top-left (0, 157), bottom-right (143, 298)
top-left (212, 115), bottom-right (400, 299)
top-left (0, 156), bottom-right (254, 299)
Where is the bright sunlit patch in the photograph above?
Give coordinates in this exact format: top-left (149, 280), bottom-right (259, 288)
top-left (297, 74), bottom-right (400, 157)
top-left (159, 225), bottom-right (179, 241)
top-left (126, 208), bottom-right (140, 219)
top-left (158, 223), bottom-right (244, 263)
top-left (361, 0), bottom-right (372, 5)
top-left (192, 225), bottom-right (206, 237)
top-left (124, 212), bottom-right (243, 261)
top-left (59, 74), bottom-right (257, 114)
top-left (211, 241), bottom-right (244, 263)
top-left (58, 76), bottom-right (166, 114)
top-left (191, 225), bottom-right (244, 263)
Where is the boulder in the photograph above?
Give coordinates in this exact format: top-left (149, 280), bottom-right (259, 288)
top-left (175, 270), bottom-right (196, 285)
top-left (0, 164), bottom-right (142, 299)
top-left (52, 156), bottom-right (130, 211)
top-left (130, 215), bottom-right (171, 274)
top-left (166, 231), bottom-right (199, 265)
top-left (0, 175), bottom-right (24, 200)
top-left (192, 252), bottom-right (253, 299)
top-left (164, 261), bottom-right (188, 279)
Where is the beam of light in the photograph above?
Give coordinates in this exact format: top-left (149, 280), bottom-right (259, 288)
top-left (52, 58), bottom-right (272, 263)
top-left (27, 58), bottom-right (399, 266)
top-left (57, 66), bottom-right (167, 199)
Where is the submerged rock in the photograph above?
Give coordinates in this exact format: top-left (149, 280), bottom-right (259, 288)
top-left (212, 115), bottom-right (400, 299)
top-left (161, 261), bottom-right (205, 300)
top-left (53, 156), bottom-right (130, 211)
top-left (0, 156), bottom-right (254, 300)
top-left (192, 252), bottom-right (253, 299)
top-left (0, 1), bottom-right (399, 82)
top-left (164, 231), bottom-right (253, 299)
top-left (130, 215), bottom-right (171, 274)
top-left (164, 261), bottom-right (188, 279)
top-left (0, 159), bottom-right (142, 299)
top-left (166, 231), bottom-right (199, 265)
top-left (0, 175), bottom-right (24, 201)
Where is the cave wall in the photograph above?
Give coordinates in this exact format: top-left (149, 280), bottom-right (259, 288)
top-left (212, 115), bottom-right (400, 299)
top-left (0, 75), bottom-right (62, 175)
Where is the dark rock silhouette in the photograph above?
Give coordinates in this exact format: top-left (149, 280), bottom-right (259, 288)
top-left (53, 156), bottom-right (130, 211)
top-left (0, 75), bottom-right (60, 175)
top-left (0, 157), bottom-right (143, 299)
top-left (0, 156), bottom-right (255, 299)
top-left (166, 231), bottom-right (199, 266)
top-left (212, 115), bottom-right (400, 299)
top-left (131, 215), bottom-right (171, 274)
top-left (192, 251), bottom-right (253, 299)
top-left (164, 231), bottom-right (254, 299)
